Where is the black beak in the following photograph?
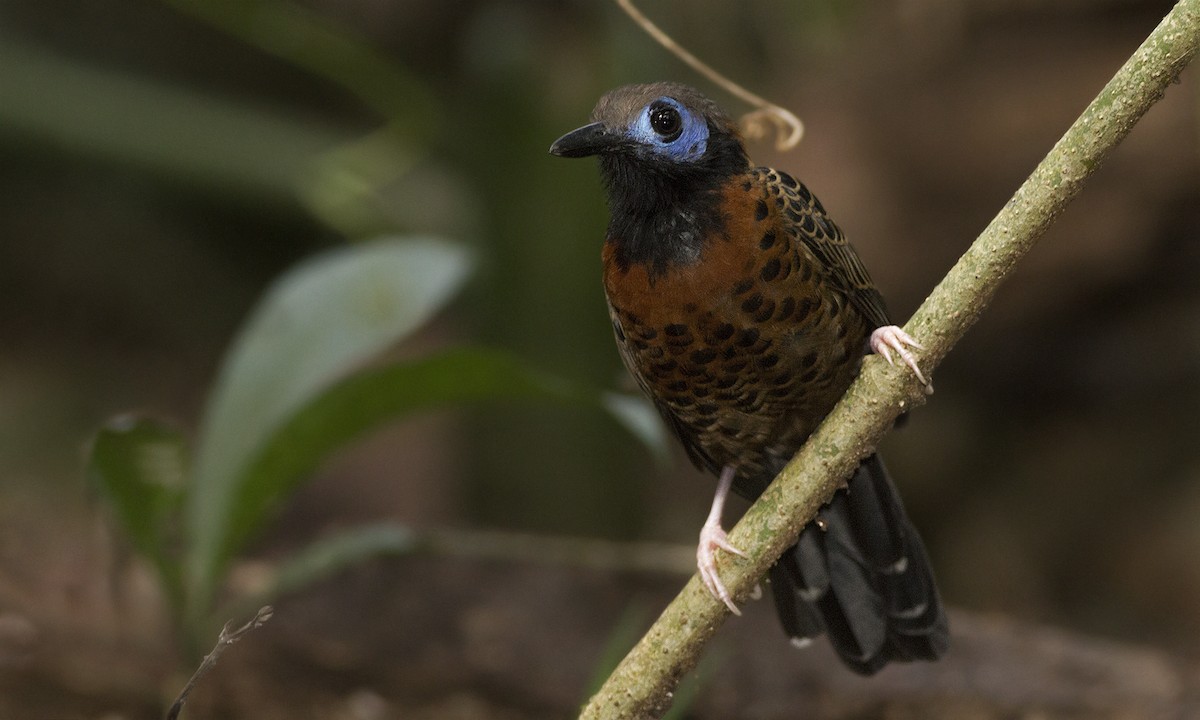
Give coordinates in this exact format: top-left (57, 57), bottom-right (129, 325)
top-left (549, 122), bottom-right (616, 158)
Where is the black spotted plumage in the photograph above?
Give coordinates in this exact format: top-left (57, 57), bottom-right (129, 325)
top-left (551, 81), bottom-right (948, 675)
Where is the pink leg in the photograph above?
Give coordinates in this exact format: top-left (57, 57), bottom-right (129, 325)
top-left (869, 325), bottom-right (930, 386)
top-left (698, 465), bottom-right (748, 614)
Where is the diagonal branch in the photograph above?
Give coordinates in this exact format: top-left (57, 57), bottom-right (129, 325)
top-left (579, 2), bottom-right (1200, 718)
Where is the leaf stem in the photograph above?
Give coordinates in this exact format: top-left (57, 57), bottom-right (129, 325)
top-left (165, 606), bottom-right (274, 720)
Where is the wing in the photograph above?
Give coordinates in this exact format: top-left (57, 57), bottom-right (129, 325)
top-left (755, 167), bottom-right (891, 329)
top-left (605, 299), bottom-right (721, 476)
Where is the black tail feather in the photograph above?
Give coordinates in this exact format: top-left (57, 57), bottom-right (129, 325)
top-left (767, 561), bottom-right (823, 646)
top-left (769, 454), bottom-right (948, 674)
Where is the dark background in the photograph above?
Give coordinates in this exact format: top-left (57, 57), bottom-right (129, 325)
top-left (1, 0), bottom-right (1197, 717)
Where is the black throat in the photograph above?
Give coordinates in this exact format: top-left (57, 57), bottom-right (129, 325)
top-left (599, 131), bottom-right (748, 280)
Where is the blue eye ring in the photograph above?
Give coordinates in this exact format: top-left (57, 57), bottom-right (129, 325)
top-left (629, 96), bottom-right (709, 162)
top-left (648, 101), bottom-right (683, 141)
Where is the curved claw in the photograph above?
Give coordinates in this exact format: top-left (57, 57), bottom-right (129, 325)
top-left (697, 466), bottom-right (749, 614)
top-left (869, 325), bottom-right (929, 386)
top-left (698, 521), bottom-right (746, 615)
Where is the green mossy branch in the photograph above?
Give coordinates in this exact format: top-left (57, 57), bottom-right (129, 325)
top-left (579, 2), bottom-right (1200, 718)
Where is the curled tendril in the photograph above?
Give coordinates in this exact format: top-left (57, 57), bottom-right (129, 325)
top-left (616, 0), bottom-right (804, 153)
top-left (739, 106), bottom-right (804, 151)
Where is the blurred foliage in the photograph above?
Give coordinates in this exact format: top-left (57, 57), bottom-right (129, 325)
top-left (186, 238), bottom-right (473, 606)
top-left (87, 416), bottom-right (190, 611)
top-left (0, 39), bottom-right (337, 200)
top-left (86, 237), bottom-right (662, 645)
top-left (162, 0), bottom-right (440, 134)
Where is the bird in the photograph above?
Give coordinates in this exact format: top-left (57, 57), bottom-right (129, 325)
top-left (549, 82), bottom-right (949, 675)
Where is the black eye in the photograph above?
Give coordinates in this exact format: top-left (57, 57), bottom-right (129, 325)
top-left (649, 103), bottom-right (683, 141)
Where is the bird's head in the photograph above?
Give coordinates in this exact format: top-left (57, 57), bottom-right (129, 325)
top-left (550, 82), bottom-right (749, 201)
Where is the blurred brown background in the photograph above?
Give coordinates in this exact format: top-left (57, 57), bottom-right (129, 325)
top-left (1, 0), bottom-right (1198, 717)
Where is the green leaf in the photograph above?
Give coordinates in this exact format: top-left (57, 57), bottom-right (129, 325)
top-left (218, 346), bottom-right (572, 572)
top-left (187, 237), bottom-right (472, 607)
top-left (87, 415), bottom-right (189, 610)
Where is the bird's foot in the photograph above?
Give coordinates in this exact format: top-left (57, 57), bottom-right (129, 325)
top-left (869, 325), bottom-right (930, 389)
top-left (698, 518), bottom-right (747, 615)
